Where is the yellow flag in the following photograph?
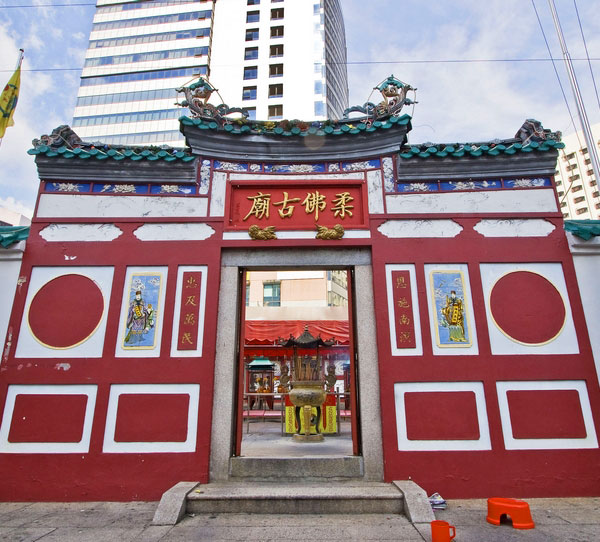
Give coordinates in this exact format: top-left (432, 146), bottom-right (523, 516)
top-left (0, 62), bottom-right (22, 139)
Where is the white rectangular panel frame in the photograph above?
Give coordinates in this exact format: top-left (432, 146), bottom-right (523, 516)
top-left (496, 380), bottom-right (598, 450)
top-left (170, 265), bottom-right (208, 357)
top-left (0, 384), bottom-right (97, 453)
top-left (102, 383), bottom-right (200, 453)
top-left (394, 381), bottom-right (491, 451)
top-left (385, 264), bottom-right (422, 356)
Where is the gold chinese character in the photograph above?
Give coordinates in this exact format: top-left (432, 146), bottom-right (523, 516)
top-left (185, 276), bottom-right (198, 288)
top-left (399, 314), bottom-right (411, 325)
top-left (396, 276), bottom-right (407, 288)
top-left (397, 298), bottom-right (410, 308)
top-left (273, 191), bottom-right (301, 218)
top-left (331, 191), bottom-right (354, 219)
top-left (185, 295), bottom-right (197, 306)
top-left (184, 313), bottom-right (196, 325)
top-left (243, 192), bottom-right (271, 221)
top-left (181, 332), bottom-right (193, 345)
top-left (302, 191), bottom-right (326, 220)
top-left (398, 331), bottom-right (412, 343)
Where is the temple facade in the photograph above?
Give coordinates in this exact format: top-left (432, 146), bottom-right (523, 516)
top-left (1, 77), bottom-right (599, 501)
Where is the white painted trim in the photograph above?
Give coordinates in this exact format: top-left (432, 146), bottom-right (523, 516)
top-left (102, 384), bottom-right (200, 453)
top-left (385, 264), bottom-right (422, 356)
top-left (366, 170), bottom-right (384, 214)
top-left (496, 380), bottom-right (598, 450)
top-left (229, 173), bottom-right (364, 181)
top-left (378, 219), bottom-right (462, 238)
top-left (222, 229), bottom-right (371, 240)
top-left (134, 223), bottom-right (215, 241)
top-left (170, 266), bottom-right (208, 358)
top-left (210, 171), bottom-right (227, 217)
top-left (0, 384), bottom-right (97, 453)
top-left (39, 223), bottom-right (123, 242)
top-left (37, 194), bottom-right (208, 219)
top-left (394, 381), bottom-right (491, 451)
top-left (473, 219), bottom-right (555, 238)
top-left (386, 189), bottom-right (558, 214)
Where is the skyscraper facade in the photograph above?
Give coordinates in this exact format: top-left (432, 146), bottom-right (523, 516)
top-left (553, 123), bottom-right (600, 220)
top-left (72, 0), bottom-right (348, 147)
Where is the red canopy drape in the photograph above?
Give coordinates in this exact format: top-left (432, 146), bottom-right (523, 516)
top-left (244, 320), bottom-right (349, 345)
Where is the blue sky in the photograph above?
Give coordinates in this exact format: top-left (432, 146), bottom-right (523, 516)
top-left (0, 0), bottom-right (598, 217)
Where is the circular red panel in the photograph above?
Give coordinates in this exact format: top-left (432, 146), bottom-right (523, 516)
top-left (28, 274), bottom-right (104, 348)
top-left (490, 271), bottom-right (565, 345)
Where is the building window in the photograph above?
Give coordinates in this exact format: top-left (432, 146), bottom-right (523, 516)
top-left (572, 184), bottom-right (583, 192)
top-left (244, 47), bottom-right (259, 60)
top-left (314, 101), bottom-right (325, 116)
top-left (593, 191), bottom-right (600, 198)
top-left (246, 281), bottom-right (250, 306)
top-left (576, 207), bottom-right (588, 215)
top-left (242, 86), bottom-right (257, 100)
top-left (245, 28), bottom-right (259, 41)
top-left (555, 180), bottom-right (562, 186)
top-left (560, 201), bottom-right (567, 208)
top-left (564, 152), bottom-right (575, 161)
top-left (243, 66), bottom-right (258, 79)
top-left (569, 174), bottom-right (581, 182)
top-left (587, 169), bottom-right (594, 177)
top-left (246, 10), bottom-right (259, 23)
top-left (269, 63), bottom-right (283, 77)
top-left (270, 25), bottom-right (284, 38)
top-left (270, 44), bottom-right (283, 57)
top-left (268, 104), bottom-right (283, 119)
top-left (596, 202), bottom-right (600, 210)
top-left (263, 282), bottom-right (281, 306)
top-left (271, 7), bottom-right (283, 19)
top-left (591, 180), bottom-right (597, 186)
top-left (247, 0), bottom-right (260, 4)
top-left (245, 107), bottom-right (256, 120)
top-left (574, 196), bottom-right (586, 203)
top-left (566, 164), bottom-right (578, 171)
top-left (268, 83), bottom-right (283, 98)
top-left (557, 191), bottom-right (564, 197)
top-left (314, 80), bottom-right (323, 94)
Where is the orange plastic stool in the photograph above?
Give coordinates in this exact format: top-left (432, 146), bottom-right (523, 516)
top-left (486, 497), bottom-right (535, 529)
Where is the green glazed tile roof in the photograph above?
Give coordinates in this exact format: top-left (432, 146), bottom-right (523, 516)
top-left (179, 113), bottom-right (412, 137)
top-left (564, 220), bottom-right (600, 240)
top-left (398, 138), bottom-right (564, 160)
top-left (28, 144), bottom-right (194, 162)
top-left (0, 226), bottom-right (30, 248)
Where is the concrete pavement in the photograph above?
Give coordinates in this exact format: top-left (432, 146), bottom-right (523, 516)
top-left (0, 497), bottom-right (599, 541)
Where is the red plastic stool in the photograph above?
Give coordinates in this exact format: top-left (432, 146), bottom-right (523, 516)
top-left (487, 497), bottom-right (535, 529)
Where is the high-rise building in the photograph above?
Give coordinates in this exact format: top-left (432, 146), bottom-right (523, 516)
top-left (72, 0), bottom-right (349, 147)
top-left (554, 123), bottom-right (600, 219)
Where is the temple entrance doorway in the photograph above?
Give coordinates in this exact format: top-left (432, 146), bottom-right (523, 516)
top-left (234, 268), bottom-right (359, 457)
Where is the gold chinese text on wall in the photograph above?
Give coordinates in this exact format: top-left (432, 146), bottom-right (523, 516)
top-left (226, 181), bottom-right (367, 230)
top-left (177, 271), bottom-right (202, 350)
top-left (391, 270), bottom-right (416, 348)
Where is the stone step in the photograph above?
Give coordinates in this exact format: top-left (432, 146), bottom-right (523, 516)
top-left (229, 456), bottom-right (364, 480)
top-left (186, 481), bottom-right (404, 515)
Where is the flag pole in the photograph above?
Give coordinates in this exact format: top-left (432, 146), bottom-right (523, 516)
top-left (15, 49), bottom-right (24, 71)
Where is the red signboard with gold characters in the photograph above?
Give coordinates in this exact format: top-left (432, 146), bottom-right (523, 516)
top-left (226, 180), bottom-right (367, 230)
top-left (177, 271), bottom-right (202, 350)
top-left (391, 270), bottom-right (416, 348)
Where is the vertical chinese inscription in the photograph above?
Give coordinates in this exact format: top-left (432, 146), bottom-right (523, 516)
top-left (391, 270), bottom-right (416, 348)
top-left (177, 271), bottom-right (202, 350)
